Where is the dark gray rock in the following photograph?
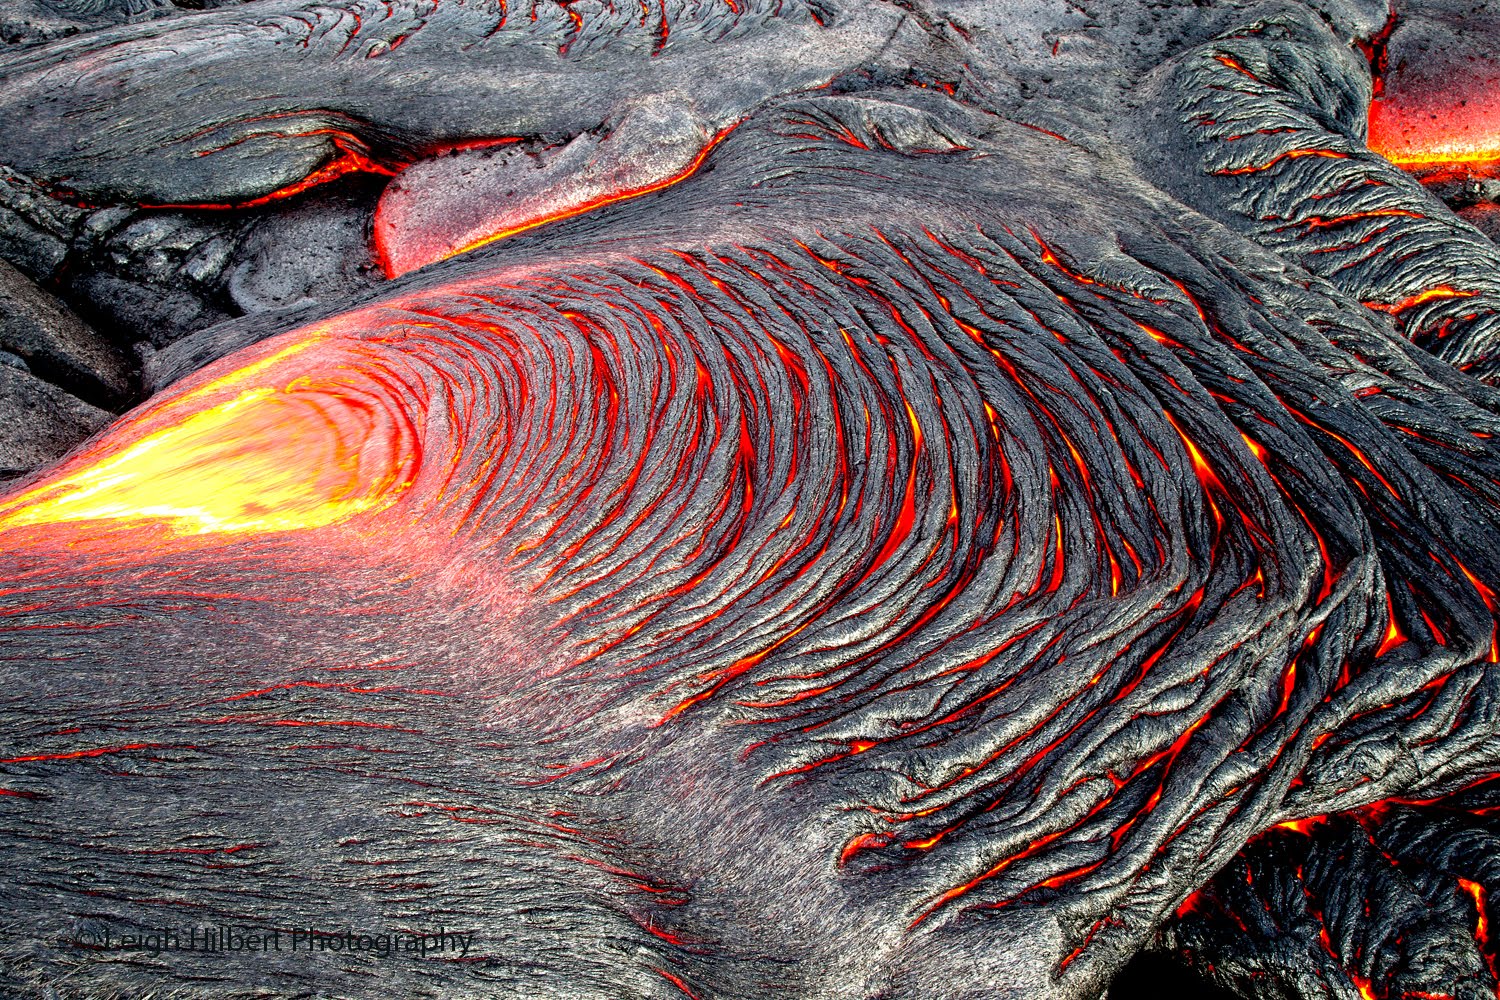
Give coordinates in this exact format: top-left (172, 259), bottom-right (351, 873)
top-left (68, 268), bottom-right (232, 349)
top-left (226, 185), bottom-right (380, 312)
top-left (0, 258), bottom-right (132, 408)
top-left (0, 362), bottom-right (109, 480)
top-left (0, 165), bottom-right (81, 281)
top-left (96, 211), bottom-right (238, 286)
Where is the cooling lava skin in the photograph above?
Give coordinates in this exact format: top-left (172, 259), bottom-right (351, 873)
top-left (2, 2), bottom-right (1500, 998)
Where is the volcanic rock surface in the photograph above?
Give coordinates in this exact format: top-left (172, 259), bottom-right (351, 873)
top-left (0, 2), bottom-right (1499, 1000)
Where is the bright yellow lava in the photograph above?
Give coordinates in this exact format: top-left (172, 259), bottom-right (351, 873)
top-left (0, 335), bottom-right (416, 537)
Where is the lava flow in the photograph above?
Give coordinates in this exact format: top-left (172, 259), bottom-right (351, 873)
top-left (5, 7), bottom-right (1500, 995)
top-left (0, 331), bottom-right (421, 541)
top-left (1368, 94), bottom-right (1500, 172)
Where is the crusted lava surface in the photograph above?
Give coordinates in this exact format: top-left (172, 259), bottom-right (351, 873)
top-left (2, 2), bottom-right (1500, 999)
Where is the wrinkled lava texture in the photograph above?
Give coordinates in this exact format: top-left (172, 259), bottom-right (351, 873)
top-left (2, 1), bottom-right (1500, 999)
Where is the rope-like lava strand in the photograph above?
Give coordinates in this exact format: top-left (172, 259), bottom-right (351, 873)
top-left (401, 104), bottom-right (1500, 987)
top-left (1140, 6), bottom-right (1500, 381)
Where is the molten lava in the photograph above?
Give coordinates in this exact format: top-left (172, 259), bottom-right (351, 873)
top-left (0, 334), bottom-right (419, 539)
top-left (1369, 95), bottom-right (1500, 170)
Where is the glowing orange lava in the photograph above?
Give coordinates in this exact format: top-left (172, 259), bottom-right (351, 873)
top-left (0, 333), bottom-right (419, 539)
top-left (1274, 816), bottom-right (1326, 835)
top-left (1368, 94), bottom-right (1500, 170)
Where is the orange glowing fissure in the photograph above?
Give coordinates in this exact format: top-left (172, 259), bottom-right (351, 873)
top-left (1363, 286), bottom-right (1478, 315)
top-left (144, 133), bottom-right (398, 211)
top-left (0, 333), bottom-right (418, 540)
